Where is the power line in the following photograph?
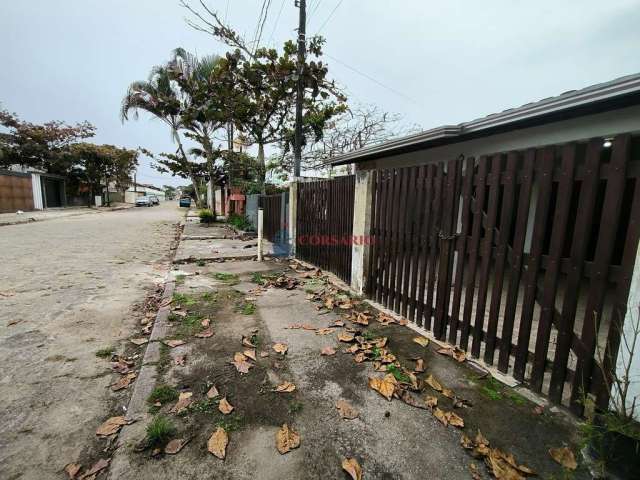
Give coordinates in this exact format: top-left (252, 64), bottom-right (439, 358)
top-left (324, 53), bottom-right (421, 105)
top-left (267, 0), bottom-right (287, 46)
top-left (309, 0), bottom-right (324, 21)
top-left (251, 0), bottom-right (268, 52)
top-left (253, 0), bottom-right (273, 53)
top-left (315, 0), bottom-right (342, 35)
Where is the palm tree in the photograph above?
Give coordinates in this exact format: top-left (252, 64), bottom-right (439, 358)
top-left (121, 65), bottom-right (204, 207)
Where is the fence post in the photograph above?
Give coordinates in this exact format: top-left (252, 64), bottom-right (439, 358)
top-left (289, 181), bottom-right (298, 257)
top-left (351, 169), bottom-right (373, 294)
top-left (257, 207), bottom-right (264, 262)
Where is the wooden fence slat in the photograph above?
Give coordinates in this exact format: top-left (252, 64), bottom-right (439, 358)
top-left (471, 155), bottom-right (503, 358)
top-left (424, 164), bottom-right (444, 330)
top-left (434, 159), bottom-right (459, 339)
top-left (449, 157), bottom-right (475, 345)
top-left (460, 157), bottom-right (488, 350)
top-left (408, 166), bottom-right (427, 322)
top-left (415, 166), bottom-right (435, 327)
top-left (546, 140), bottom-right (603, 401)
top-left (401, 168), bottom-right (418, 318)
top-left (570, 134), bottom-right (630, 413)
top-left (374, 170), bottom-right (388, 302)
top-left (393, 168), bottom-right (410, 312)
top-left (497, 150), bottom-right (535, 372)
top-left (513, 148), bottom-right (556, 381)
top-left (530, 144), bottom-right (577, 392)
top-left (484, 152), bottom-right (519, 364)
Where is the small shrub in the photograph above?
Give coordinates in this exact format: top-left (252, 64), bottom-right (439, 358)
top-left (95, 346), bottom-right (115, 358)
top-left (147, 385), bottom-right (179, 405)
top-left (173, 292), bottom-right (196, 306)
top-left (146, 416), bottom-right (176, 446)
top-left (199, 209), bottom-right (216, 224)
top-left (241, 302), bottom-right (256, 315)
top-left (227, 213), bottom-right (252, 231)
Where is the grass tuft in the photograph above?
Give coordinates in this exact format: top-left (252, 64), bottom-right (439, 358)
top-left (146, 415), bottom-right (176, 446)
top-left (147, 385), bottom-right (179, 405)
top-left (212, 272), bottom-right (240, 285)
top-left (95, 346), bottom-right (115, 358)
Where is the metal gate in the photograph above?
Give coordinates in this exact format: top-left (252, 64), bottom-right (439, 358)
top-left (366, 134), bottom-right (640, 413)
top-left (296, 176), bottom-right (355, 283)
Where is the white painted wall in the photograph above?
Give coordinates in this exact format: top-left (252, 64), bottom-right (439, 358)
top-left (31, 173), bottom-right (43, 210)
top-left (356, 105), bottom-right (640, 171)
top-left (617, 247), bottom-right (640, 420)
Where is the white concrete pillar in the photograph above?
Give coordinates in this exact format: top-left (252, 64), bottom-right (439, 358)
top-left (350, 169), bottom-right (374, 294)
top-left (615, 245), bottom-right (640, 420)
top-left (288, 181), bottom-right (298, 257)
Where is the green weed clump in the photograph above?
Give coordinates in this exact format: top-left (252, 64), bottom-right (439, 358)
top-left (95, 346), bottom-right (115, 358)
top-left (146, 416), bottom-right (176, 446)
top-left (147, 385), bottom-right (179, 405)
top-left (199, 209), bottom-right (216, 224)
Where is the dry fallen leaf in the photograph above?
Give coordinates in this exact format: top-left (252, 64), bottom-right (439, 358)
top-left (96, 416), bottom-right (132, 436)
top-left (433, 407), bottom-right (449, 426)
top-left (425, 395), bottom-right (438, 409)
top-left (445, 411), bottom-right (465, 428)
top-left (243, 349), bottom-right (257, 361)
top-left (273, 343), bottom-right (288, 354)
top-left (342, 458), bottom-right (362, 480)
top-left (549, 447), bottom-right (577, 470)
top-left (242, 335), bottom-right (256, 348)
top-left (201, 318), bottom-right (210, 327)
top-left (164, 339), bottom-right (185, 348)
top-left (413, 336), bottom-right (429, 347)
top-left (273, 381), bottom-right (296, 393)
top-left (353, 312), bottom-right (370, 325)
top-left (336, 399), bottom-right (359, 419)
top-left (81, 458), bottom-right (109, 478)
top-left (207, 427), bottom-right (228, 459)
top-left (195, 328), bottom-right (214, 338)
top-left (398, 390), bottom-right (429, 410)
top-left (276, 424), bottom-right (301, 454)
top-left (338, 331), bottom-right (356, 343)
top-left (532, 405), bottom-right (544, 415)
top-left (316, 327), bottom-right (336, 335)
top-left (206, 386), bottom-right (219, 399)
top-left (436, 346), bottom-right (466, 362)
top-left (130, 338), bottom-right (148, 346)
top-left (164, 437), bottom-right (189, 455)
top-left (354, 352), bottom-right (367, 363)
top-left (218, 397), bottom-right (234, 415)
top-left (321, 346), bottom-right (336, 356)
top-left (425, 374), bottom-right (443, 392)
top-left (259, 351), bottom-right (270, 358)
top-left (334, 320), bottom-right (346, 327)
top-left (469, 463), bottom-right (481, 480)
top-left (174, 355), bottom-right (186, 366)
top-left (368, 375), bottom-right (397, 401)
top-left (64, 463), bottom-right (81, 479)
top-left (170, 392), bottom-right (193, 414)
top-left (111, 372), bottom-right (136, 391)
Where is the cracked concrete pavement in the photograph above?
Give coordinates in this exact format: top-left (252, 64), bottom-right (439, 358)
top-left (0, 202), bottom-right (183, 480)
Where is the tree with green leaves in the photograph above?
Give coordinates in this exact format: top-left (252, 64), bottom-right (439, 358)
top-left (0, 109), bottom-right (95, 173)
top-left (181, 2), bottom-right (347, 190)
top-left (67, 143), bottom-right (138, 206)
top-left (120, 64), bottom-right (206, 207)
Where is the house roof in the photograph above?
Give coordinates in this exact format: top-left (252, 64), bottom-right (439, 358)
top-left (328, 72), bottom-right (640, 166)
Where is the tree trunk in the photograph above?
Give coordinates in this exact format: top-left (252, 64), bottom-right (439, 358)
top-left (257, 142), bottom-right (266, 194)
top-left (175, 131), bottom-right (203, 208)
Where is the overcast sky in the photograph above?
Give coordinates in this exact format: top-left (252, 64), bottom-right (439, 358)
top-left (1, 0), bottom-right (639, 187)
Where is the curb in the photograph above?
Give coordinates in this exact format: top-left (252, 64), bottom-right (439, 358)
top-left (107, 221), bottom-right (182, 478)
top-left (0, 205), bottom-right (134, 227)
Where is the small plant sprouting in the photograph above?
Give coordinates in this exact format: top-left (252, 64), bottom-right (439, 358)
top-left (175, 274), bottom-right (186, 285)
top-left (95, 346), bottom-right (115, 358)
top-left (289, 401), bottom-right (304, 414)
top-left (172, 292), bottom-right (196, 306)
top-left (147, 385), bottom-right (179, 405)
top-left (241, 302), bottom-right (256, 315)
top-left (212, 272), bottom-right (240, 285)
top-left (251, 272), bottom-right (265, 284)
top-left (146, 415), bottom-right (176, 446)
top-left (386, 364), bottom-right (410, 383)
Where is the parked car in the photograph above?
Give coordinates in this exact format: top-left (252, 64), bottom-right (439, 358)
top-left (148, 195), bottom-right (160, 205)
top-left (179, 196), bottom-right (192, 208)
top-left (135, 196), bottom-right (152, 207)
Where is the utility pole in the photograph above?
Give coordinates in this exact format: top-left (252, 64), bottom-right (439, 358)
top-left (293, 0), bottom-right (306, 178)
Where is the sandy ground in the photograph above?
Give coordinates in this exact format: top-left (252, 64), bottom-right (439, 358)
top-left (0, 202), bottom-right (183, 480)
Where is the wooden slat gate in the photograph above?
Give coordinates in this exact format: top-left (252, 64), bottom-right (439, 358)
top-left (259, 194), bottom-right (284, 243)
top-left (296, 176), bottom-right (356, 283)
top-left (366, 134), bottom-right (640, 413)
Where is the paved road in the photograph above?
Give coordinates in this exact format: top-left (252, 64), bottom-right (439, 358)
top-left (0, 202), bottom-right (183, 480)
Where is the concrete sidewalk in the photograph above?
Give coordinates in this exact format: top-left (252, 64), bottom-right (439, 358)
top-left (104, 225), bottom-right (589, 480)
top-left (0, 203), bottom-right (134, 227)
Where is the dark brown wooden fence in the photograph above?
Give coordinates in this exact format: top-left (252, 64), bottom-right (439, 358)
top-left (366, 134), bottom-right (640, 414)
top-left (297, 176), bottom-right (356, 283)
top-left (259, 194), bottom-right (283, 243)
